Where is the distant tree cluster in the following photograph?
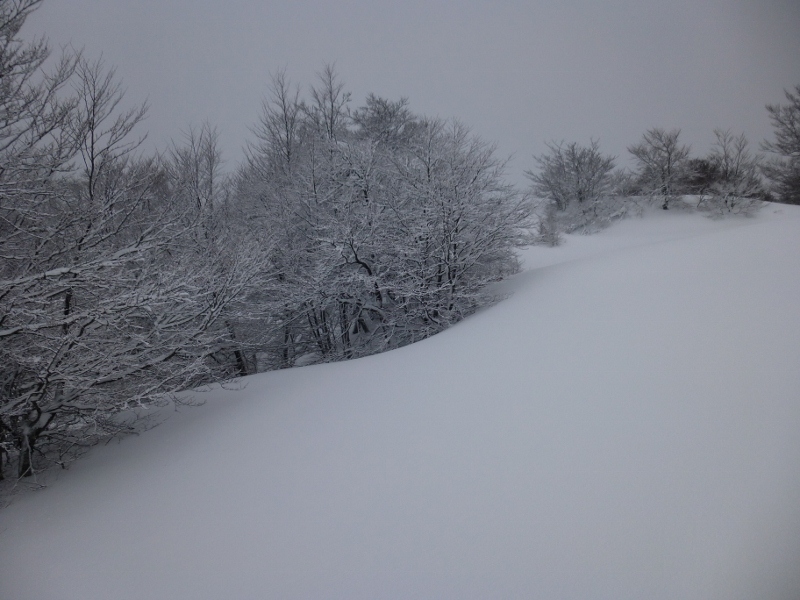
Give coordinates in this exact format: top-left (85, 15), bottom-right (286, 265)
top-left (526, 85), bottom-right (800, 234)
top-left (0, 2), bottom-right (530, 481)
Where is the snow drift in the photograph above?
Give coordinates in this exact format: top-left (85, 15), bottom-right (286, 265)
top-left (1, 206), bottom-right (799, 600)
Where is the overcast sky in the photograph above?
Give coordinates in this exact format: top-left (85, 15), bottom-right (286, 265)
top-left (26, 0), bottom-right (800, 185)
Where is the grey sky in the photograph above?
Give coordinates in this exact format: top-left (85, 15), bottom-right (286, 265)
top-left (27, 0), bottom-right (800, 184)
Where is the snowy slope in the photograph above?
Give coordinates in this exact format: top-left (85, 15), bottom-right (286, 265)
top-left (2, 206), bottom-right (800, 600)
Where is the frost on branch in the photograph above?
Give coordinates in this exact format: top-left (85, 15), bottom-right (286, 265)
top-left (526, 140), bottom-right (624, 234)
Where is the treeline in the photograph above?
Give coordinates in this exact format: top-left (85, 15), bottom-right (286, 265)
top-left (2, 0), bottom-right (799, 483)
top-left (528, 90), bottom-right (800, 238)
top-left (0, 2), bottom-right (531, 480)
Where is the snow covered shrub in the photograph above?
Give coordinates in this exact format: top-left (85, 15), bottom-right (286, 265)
top-left (527, 140), bottom-right (628, 234)
top-left (697, 130), bottom-right (764, 217)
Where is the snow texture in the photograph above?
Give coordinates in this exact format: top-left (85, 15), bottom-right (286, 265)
top-left (1, 205), bottom-right (799, 600)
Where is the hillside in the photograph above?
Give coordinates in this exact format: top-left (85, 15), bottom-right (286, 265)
top-left (1, 205), bottom-right (799, 600)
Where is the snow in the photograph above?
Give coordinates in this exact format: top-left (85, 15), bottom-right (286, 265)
top-left (2, 205), bottom-right (800, 600)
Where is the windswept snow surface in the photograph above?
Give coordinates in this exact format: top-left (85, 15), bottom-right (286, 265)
top-left (2, 206), bottom-right (800, 600)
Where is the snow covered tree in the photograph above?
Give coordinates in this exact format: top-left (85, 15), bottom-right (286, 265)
top-left (761, 85), bottom-right (800, 205)
top-left (525, 140), bottom-right (621, 233)
top-left (234, 69), bottom-right (532, 366)
top-left (236, 69), bottom-right (331, 367)
top-left (628, 128), bottom-right (691, 209)
top-left (166, 121), bottom-right (274, 378)
top-left (0, 16), bottom-right (268, 479)
top-left (0, 0), bottom-right (81, 479)
top-left (2, 9), bottom-right (529, 481)
top-left (398, 119), bottom-right (532, 319)
top-left (698, 129), bottom-right (763, 215)
top-left (168, 122), bottom-right (224, 217)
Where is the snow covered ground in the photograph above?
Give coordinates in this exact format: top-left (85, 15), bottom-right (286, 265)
top-left (2, 205), bottom-right (799, 600)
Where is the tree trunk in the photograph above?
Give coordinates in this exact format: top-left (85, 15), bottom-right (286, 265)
top-left (233, 349), bottom-right (248, 377)
top-left (281, 325), bottom-right (293, 368)
top-left (339, 301), bottom-right (352, 358)
top-left (225, 321), bottom-right (249, 376)
top-left (15, 405), bottom-right (54, 478)
top-left (17, 431), bottom-right (38, 478)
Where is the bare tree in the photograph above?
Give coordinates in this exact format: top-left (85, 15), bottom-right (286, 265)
top-left (306, 63), bottom-right (350, 141)
top-left (762, 85), bottom-right (800, 205)
top-left (167, 121), bottom-right (274, 378)
top-left (1, 0), bottom-right (80, 480)
top-left (168, 122), bottom-right (223, 214)
top-left (0, 47), bottom-right (267, 479)
top-left (237, 70), bottom-right (320, 367)
top-left (699, 129), bottom-right (763, 215)
top-left (386, 119), bottom-right (533, 340)
top-left (525, 140), bottom-right (620, 233)
top-left (245, 69), bottom-right (302, 181)
top-left (628, 128), bottom-right (691, 209)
